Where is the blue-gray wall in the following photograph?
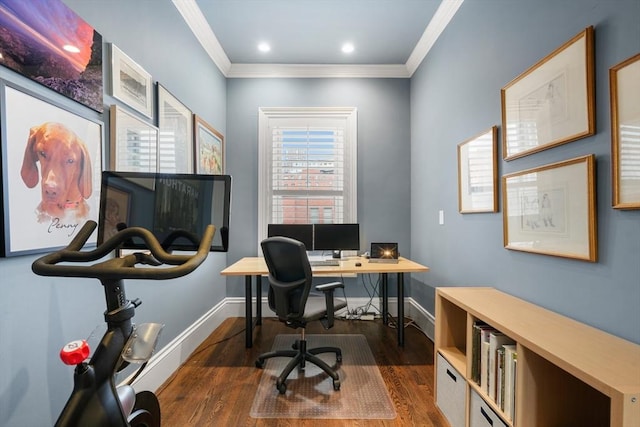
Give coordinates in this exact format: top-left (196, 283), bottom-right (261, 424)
top-left (410, 0), bottom-right (640, 344)
top-left (0, 1), bottom-right (227, 426)
top-left (1, 1), bottom-right (639, 426)
top-left (225, 78), bottom-right (412, 297)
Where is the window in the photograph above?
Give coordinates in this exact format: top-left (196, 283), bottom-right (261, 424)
top-left (258, 107), bottom-right (357, 242)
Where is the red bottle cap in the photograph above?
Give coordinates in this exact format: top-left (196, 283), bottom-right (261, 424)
top-left (60, 340), bottom-right (90, 365)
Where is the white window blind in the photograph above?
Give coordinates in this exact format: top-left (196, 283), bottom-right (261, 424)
top-left (258, 107), bottom-right (357, 243)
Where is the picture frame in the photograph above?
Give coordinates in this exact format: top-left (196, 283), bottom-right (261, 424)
top-left (0, 0), bottom-right (104, 112)
top-left (194, 114), bottom-right (225, 174)
top-left (109, 105), bottom-right (159, 172)
top-left (99, 186), bottom-right (131, 242)
top-left (157, 84), bottom-right (193, 173)
top-left (457, 126), bottom-right (498, 213)
top-left (501, 26), bottom-right (595, 160)
top-left (110, 43), bottom-right (153, 119)
top-left (610, 52), bottom-right (640, 209)
top-left (502, 154), bottom-right (597, 262)
top-left (1, 82), bottom-right (103, 256)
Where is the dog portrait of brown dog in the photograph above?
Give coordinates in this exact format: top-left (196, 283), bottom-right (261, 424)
top-left (20, 122), bottom-right (93, 222)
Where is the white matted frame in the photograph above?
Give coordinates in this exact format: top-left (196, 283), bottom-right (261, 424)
top-left (502, 154), bottom-right (597, 262)
top-left (157, 84), bottom-right (193, 173)
top-left (110, 43), bottom-right (153, 118)
top-left (109, 105), bottom-right (159, 172)
top-left (610, 52), bottom-right (640, 209)
top-left (457, 126), bottom-right (498, 213)
top-left (501, 26), bottom-right (595, 160)
top-left (194, 114), bottom-right (224, 174)
top-left (1, 82), bottom-right (103, 256)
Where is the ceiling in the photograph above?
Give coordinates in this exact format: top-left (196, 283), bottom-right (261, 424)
top-left (173, 0), bottom-right (463, 78)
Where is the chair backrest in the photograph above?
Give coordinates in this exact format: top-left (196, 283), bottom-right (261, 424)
top-left (260, 236), bottom-right (313, 322)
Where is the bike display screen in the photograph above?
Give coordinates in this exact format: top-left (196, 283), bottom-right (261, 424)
top-left (97, 171), bottom-right (231, 252)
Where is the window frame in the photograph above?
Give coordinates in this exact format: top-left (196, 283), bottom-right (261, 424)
top-left (258, 107), bottom-right (358, 247)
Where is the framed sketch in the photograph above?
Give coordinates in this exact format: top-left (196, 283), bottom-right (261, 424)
top-left (110, 43), bottom-right (153, 118)
top-left (458, 126), bottom-right (498, 213)
top-left (157, 84), bottom-right (193, 173)
top-left (501, 26), bottom-right (595, 160)
top-left (109, 105), bottom-right (159, 172)
top-left (0, 0), bottom-right (104, 112)
top-left (1, 82), bottom-right (102, 257)
top-left (502, 154), bottom-right (596, 262)
top-left (610, 52), bottom-right (640, 209)
top-left (194, 114), bottom-right (225, 174)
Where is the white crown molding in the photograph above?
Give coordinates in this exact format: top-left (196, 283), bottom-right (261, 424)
top-left (174, 0), bottom-right (463, 79)
top-left (228, 63), bottom-right (411, 78)
top-left (172, 0), bottom-right (231, 75)
top-left (406, 0), bottom-right (464, 75)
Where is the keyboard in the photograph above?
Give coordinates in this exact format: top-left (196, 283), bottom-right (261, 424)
top-left (309, 259), bottom-right (340, 267)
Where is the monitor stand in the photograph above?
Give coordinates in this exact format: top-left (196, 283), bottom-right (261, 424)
top-left (332, 250), bottom-right (341, 259)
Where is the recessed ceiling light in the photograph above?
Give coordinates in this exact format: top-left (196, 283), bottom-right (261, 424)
top-left (341, 43), bottom-right (354, 54)
top-left (258, 42), bottom-right (271, 53)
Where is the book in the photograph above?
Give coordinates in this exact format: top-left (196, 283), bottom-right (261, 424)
top-left (503, 344), bottom-right (517, 421)
top-left (479, 326), bottom-right (496, 394)
top-left (488, 331), bottom-right (515, 402)
top-left (496, 346), bottom-right (505, 409)
top-left (471, 321), bottom-right (491, 384)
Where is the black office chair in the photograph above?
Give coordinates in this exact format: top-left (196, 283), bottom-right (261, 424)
top-left (255, 236), bottom-right (347, 394)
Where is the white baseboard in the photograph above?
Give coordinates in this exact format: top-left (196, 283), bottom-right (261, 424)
top-left (129, 296), bottom-right (435, 391)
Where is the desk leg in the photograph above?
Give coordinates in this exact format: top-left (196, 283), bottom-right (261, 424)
top-left (245, 274), bottom-right (253, 348)
top-left (397, 272), bottom-right (404, 347)
top-left (255, 275), bottom-right (262, 325)
top-left (381, 273), bottom-right (388, 325)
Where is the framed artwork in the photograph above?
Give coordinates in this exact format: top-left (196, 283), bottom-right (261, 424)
top-left (0, 0), bottom-right (103, 112)
top-left (157, 84), bottom-right (193, 173)
top-left (502, 154), bottom-right (597, 262)
top-left (501, 26), bottom-right (595, 160)
top-left (610, 52), bottom-right (640, 209)
top-left (1, 82), bottom-right (102, 256)
top-left (457, 126), bottom-right (498, 213)
top-left (109, 105), bottom-right (159, 172)
top-left (194, 114), bottom-right (225, 174)
top-left (100, 186), bottom-right (131, 242)
top-left (110, 43), bottom-right (153, 118)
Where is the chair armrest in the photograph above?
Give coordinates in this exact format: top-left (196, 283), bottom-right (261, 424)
top-left (316, 281), bottom-right (343, 329)
top-left (315, 281), bottom-right (344, 292)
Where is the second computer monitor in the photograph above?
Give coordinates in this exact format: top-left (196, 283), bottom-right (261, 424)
top-left (313, 223), bottom-right (360, 253)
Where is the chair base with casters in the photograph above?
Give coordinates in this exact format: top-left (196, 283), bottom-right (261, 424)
top-left (255, 327), bottom-right (342, 394)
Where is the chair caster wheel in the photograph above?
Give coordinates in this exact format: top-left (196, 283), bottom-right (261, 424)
top-left (255, 359), bottom-right (264, 369)
top-left (333, 379), bottom-right (341, 391)
top-left (277, 382), bottom-right (287, 394)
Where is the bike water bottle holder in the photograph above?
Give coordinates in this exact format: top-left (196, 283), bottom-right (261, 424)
top-left (122, 323), bottom-right (164, 364)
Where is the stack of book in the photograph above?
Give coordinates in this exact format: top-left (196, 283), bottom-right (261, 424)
top-left (471, 321), bottom-right (518, 421)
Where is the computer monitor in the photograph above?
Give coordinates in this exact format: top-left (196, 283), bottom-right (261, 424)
top-left (313, 223), bottom-right (360, 254)
top-left (97, 171), bottom-right (231, 252)
top-left (267, 224), bottom-right (313, 249)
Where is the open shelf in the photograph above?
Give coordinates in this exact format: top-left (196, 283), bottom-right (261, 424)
top-left (434, 287), bottom-right (640, 427)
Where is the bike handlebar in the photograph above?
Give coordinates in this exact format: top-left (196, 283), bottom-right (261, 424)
top-left (32, 221), bottom-right (216, 281)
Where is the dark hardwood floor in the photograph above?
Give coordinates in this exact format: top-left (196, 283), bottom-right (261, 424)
top-left (156, 317), bottom-right (448, 426)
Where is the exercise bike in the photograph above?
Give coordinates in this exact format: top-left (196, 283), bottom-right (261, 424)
top-left (32, 220), bottom-right (215, 427)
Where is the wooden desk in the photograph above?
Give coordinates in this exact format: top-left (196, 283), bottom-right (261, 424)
top-left (221, 256), bottom-right (429, 348)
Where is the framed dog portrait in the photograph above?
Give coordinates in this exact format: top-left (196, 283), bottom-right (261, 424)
top-left (0, 82), bottom-right (103, 256)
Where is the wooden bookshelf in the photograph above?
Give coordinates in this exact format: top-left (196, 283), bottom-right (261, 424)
top-left (435, 287), bottom-right (640, 427)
